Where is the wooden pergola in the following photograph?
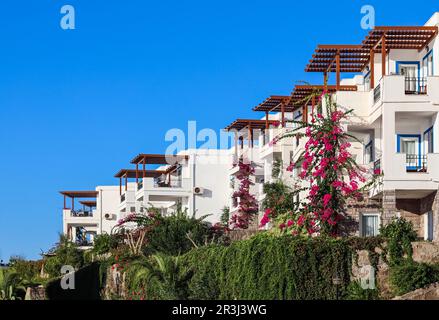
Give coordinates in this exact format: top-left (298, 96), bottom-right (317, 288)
top-left (114, 168), bottom-right (166, 195)
top-left (305, 45), bottom-right (369, 89)
top-left (224, 119), bottom-right (278, 148)
top-left (79, 200), bottom-right (97, 211)
top-left (252, 96), bottom-right (296, 127)
top-left (128, 154), bottom-right (189, 188)
top-left (360, 26), bottom-right (438, 88)
top-left (59, 191), bottom-right (98, 210)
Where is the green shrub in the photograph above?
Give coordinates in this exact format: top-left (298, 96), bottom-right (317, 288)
top-left (44, 236), bottom-right (84, 278)
top-left (91, 233), bottom-right (119, 255)
top-left (144, 207), bottom-right (226, 256)
top-left (8, 257), bottom-right (44, 286)
top-left (125, 254), bottom-right (192, 300)
top-left (345, 280), bottom-right (380, 300)
top-left (390, 261), bottom-right (439, 296)
top-left (181, 233), bottom-right (352, 300)
top-left (380, 217), bottom-right (417, 265)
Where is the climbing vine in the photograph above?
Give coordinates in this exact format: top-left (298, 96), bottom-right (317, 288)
top-left (229, 162), bottom-right (259, 229)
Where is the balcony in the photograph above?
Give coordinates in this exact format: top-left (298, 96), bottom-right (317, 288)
top-left (373, 84), bottom-right (381, 104)
top-left (153, 177), bottom-right (182, 188)
top-left (405, 154), bottom-right (427, 173)
top-left (69, 209), bottom-right (93, 218)
top-left (404, 77), bottom-right (427, 95)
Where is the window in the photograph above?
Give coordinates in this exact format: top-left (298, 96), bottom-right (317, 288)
top-left (364, 141), bottom-right (374, 164)
top-left (423, 51), bottom-right (434, 77)
top-left (364, 72), bottom-right (371, 91)
top-left (424, 211), bottom-right (434, 241)
top-left (361, 214), bottom-right (380, 237)
top-left (424, 127), bottom-right (434, 154)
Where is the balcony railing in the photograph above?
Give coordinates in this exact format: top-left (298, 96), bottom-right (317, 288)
top-left (153, 177), bottom-right (182, 188)
top-left (405, 154), bottom-right (427, 172)
top-left (70, 210), bottom-right (93, 217)
top-left (373, 158), bottom-right (381, 174)
top-left (373, 84), bottom-right (381, 104)
top-left (405, 77), bottom-right (427, 95)
top-left (75, 239), bottom-right (93, 247)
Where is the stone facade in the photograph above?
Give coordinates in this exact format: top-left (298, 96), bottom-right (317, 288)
top-left (393, 282), bottom-right (439, 300)
top-left (342, 189), bottom-right (439, 241)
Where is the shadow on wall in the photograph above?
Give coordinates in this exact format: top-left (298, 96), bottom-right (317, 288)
top-left (45, 262), bottom-right (101, 300)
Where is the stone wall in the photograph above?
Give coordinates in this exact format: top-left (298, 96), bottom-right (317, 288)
top-left (393, 282), bottom-right (439, 300)
top-left (342, 190), bottom-right (439, 240)
top-left (25, 286), bottom-right (46, 300)
top-left (351, 241), bottom-right (439, 299)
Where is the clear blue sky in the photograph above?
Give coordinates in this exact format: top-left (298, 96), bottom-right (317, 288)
top-left (0, 0), bottom-right (437, 261)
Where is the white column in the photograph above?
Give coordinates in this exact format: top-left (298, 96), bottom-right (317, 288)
top-left (433, 113), bottom-right (439, 153)
top-left (382, 106), bottom-right (396, 177)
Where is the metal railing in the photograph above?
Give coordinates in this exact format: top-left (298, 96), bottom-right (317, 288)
top-left (153, 177), bottom-right (182, 188)
top-left (405, 77), bottom-right (427, 95)
top-left (373, 84), bottom-right (381, 104)
top-left (70, 210), bottom-right (93, 217)
top-left (373, 158), bottom-right (381, 173)
top-left (405, 154), bottom-right (427, 172)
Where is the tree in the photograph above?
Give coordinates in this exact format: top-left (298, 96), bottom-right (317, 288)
top-left (263, 90), bottom-right (377, 236)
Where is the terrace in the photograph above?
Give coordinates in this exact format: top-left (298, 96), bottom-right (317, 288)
top-left (59, 190), bottom-right (98, 217)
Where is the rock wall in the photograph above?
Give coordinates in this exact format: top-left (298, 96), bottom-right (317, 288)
top-left (393, 282), bottom-right (439, 300)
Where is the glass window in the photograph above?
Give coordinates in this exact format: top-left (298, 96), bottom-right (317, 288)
top-left (361, 214), bottom-right (380, 237)
top-left (424, 128), bottom-right (434, 154)
top-left (364, 141), bottom-right (374, 164)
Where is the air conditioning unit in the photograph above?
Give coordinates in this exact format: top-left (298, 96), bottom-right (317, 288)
top-left (193, 187), bottom-right (204, 195)
top-left (104, 213), bottom-right (115, 220)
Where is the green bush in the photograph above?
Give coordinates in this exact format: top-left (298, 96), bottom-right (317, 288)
top-left (390, 261), bottom-right (439, 296)
top-left (380, 217), bottom-right (417, 265)
top-left (8, 257), bottom-right (44, 286)
top-left (345, 280), bottom-right (380, 300)
top-left (91, 233), bottom-right (119, 255)
top-left (44, 236), bottom-right (84, 278)
top-left (181, 233), bottom-right (352, 300)
top-left (144, 208), bottom-right (226, 256)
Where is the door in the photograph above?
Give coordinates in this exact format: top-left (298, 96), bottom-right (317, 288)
top-left (399, 65), bottom-right (418, 93)
top-left (398, 135), bottom-right (420, 170)
top-left (424, 211), bottom-right (434, 241)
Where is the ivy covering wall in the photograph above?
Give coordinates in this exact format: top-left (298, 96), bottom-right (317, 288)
top-left (181, 234), bottom-right (352, 300)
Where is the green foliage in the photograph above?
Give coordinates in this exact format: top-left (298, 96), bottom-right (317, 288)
top-left (262, 181), bottom-right (302, 215)
top-left (125, 254), bottom-right (193, 300)
top-left (380, 217), bottom-right (417, 265)
top-left (181, 233), bottom-right (352, 300)
top-left (220, 206), bottom-right (230, 226)
top-left (143, 207), bottom-right (224, 256)
top-left (44, 235), bottom-right (84, 278)
top-left (91, 233), bottom-right (120, 255)
top-left (389, 261), bottom-right (439, 296)
top-left (8, 257), bottom-right (44, 287)
top-left (345, 280), bottom-right (380, 300)
top-left (0, 268), bottom-right (26, 300)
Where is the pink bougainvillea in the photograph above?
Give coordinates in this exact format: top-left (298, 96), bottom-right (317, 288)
top-left (264, 92), bottom-right (378, 237)
top-left (229, 161), bottom-right (259, 229)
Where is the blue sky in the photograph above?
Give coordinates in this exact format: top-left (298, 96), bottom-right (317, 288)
top-left (0, 0), bottom-right (438, 261)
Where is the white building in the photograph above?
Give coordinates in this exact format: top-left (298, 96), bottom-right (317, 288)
top-left (60, 150), bottom-right (233, 247)
top-left (227, 13), bottom-right (439, 241)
